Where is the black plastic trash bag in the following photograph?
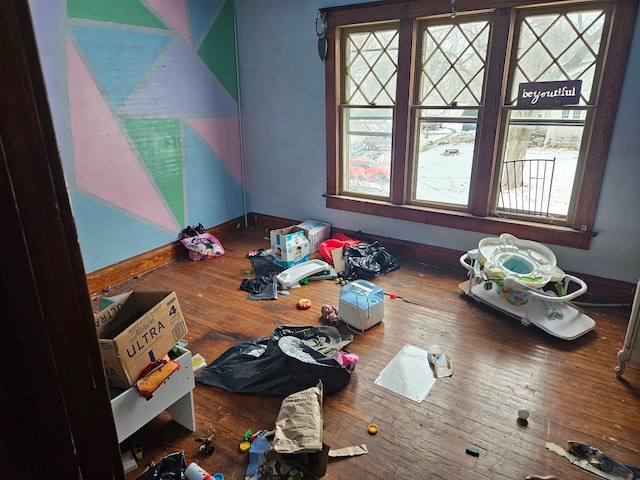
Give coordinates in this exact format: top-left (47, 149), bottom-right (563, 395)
top-left (344, 241), bottom-right (399, 280)
top-left (196, 325), bottom-right (355, 396)
top-left (239, 255), bottom-right (281, 300)
top-left (136, 451), bottom-right (186, 480)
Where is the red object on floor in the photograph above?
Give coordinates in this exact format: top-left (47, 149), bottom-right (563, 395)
top-left (318, 233), bottom-right (362, 264)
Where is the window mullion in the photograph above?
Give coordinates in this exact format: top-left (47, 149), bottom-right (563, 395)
top-left (571, 0), bottom-right (637, 233)
top-left (469, 8), bottom-right (515, 216)
top-left (390, 18), bottom-right (416, 205)
top-left (325, 16), bottom-right (339, 196)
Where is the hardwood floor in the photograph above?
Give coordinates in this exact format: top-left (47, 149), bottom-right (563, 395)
top-left (111, 228), bottom-right (639, 480)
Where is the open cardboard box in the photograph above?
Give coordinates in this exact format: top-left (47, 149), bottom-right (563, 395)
top-left (95, 291), bottom-right (188, 388)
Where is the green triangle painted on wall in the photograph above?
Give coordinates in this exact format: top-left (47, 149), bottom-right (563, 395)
top-left (68, 0), bottom-right (168, 30)
top-left (198, 0), bottom-right (238, 102)
top-left (122, 118), bottom-right (185, 227)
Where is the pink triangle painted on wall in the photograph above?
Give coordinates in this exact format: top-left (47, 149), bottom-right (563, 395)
top-left (67, 38), bottom-right (178, 232)
top-left (188, 117), bottom-right (243, 184)
top-left (147, 0), bottom-right (191, 44)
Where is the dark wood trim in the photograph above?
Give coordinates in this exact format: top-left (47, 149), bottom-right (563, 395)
top-left (571, 0), bottom-right (639, 231)
top-left (325, 195), bottom-right (593, 248)
top-left (248, 213), bottom-right (634, 304)
top-left (391, 18), bottom-right (416, 205)
top-left (325, 18), bottom-right (339, 196)
top-left (86, 216), bottom-right (247, 294)
top-left (0, 1), bottom-right (122, 477)
top-left (470, 8), bottom-right (515, 216)
top-left (323, 0), bottom-right (620, 25)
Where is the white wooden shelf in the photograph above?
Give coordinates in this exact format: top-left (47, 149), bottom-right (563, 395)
top-left (110, 346), bottom-right (196, 444)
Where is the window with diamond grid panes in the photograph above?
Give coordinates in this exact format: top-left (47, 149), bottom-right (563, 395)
top-left (341, 27), bottom-right (397, 198)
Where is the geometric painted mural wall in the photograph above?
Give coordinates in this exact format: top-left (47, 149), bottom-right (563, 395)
top-left (29, 0), bottom-right (245, 273)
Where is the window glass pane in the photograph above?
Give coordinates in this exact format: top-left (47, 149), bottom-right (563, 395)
top-left (499, 114), bottom-right (584, 218)
top-left (344, 28), bottom-right (398, 106)
top-left (413, 109), bottom-right (478, 206)
top-left (509, 9), bottom-right (606, 105)
top-left (342, 107), bottom-right (392, 197)
top-left (418, 20), bottom-right (490, 106)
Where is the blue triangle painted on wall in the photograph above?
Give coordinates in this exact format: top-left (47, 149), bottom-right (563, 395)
top-left (183, 123), bottom-right (245, 227)
top-left (71, 25), bottom-right (172, 108)
top-left (188, 0), bottom-right (225, 46)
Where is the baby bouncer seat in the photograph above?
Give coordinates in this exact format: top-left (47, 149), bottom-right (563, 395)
top-left (459, 233), bottom-right (595, 340)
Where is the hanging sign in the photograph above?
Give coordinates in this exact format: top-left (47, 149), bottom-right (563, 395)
top-left (517, 80), bottom-right (582, 106)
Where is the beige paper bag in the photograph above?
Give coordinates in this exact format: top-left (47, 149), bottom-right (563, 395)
top-left (272, 381), bottom-right (323, 454)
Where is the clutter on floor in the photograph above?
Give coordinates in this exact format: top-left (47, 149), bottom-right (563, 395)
top-left (342, 241), bottom-right (400, 280)
top-left (131, 224), bottom-right (422, 478)
top-left (240, 252), bottom-right (281, 300)
top-left (276, 259), bottom-right (330, 289)
top-left (546, 441), bottom-right (640, 480)
top-left (270, 225), bottom-right (311, 269)
top-left (427, 345), bottom-right (454, 378)
top-left (179, 224), bottom-right (225, 261)
top-left (196, 325), bottom-right (356, 396)
top-left (338, 279), bottom-right (384, 332)
top-left (95, 290), bottom-right (188, 388)
top-left (374, 344), bottom-right (439, 403)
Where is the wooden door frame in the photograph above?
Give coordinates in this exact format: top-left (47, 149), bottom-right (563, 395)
top-left (0, 1), bottom-right (123, 478)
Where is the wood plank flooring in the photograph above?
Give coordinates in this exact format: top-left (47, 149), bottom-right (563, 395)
top-left (109, 228), bottom-right (640, 480)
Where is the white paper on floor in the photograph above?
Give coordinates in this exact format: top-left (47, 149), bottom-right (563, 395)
top-left (374, 344), bottom-right (436, 403)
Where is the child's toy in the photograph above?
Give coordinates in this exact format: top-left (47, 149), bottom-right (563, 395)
top-left (276, 259), bottom-right (329, 289)
top-left (320, 304), bottom-right (340, 326)
top-left (287, 467), bottom-right (304, 480)
top-left (459, 234), bottom-right (595, 340)
top-left (296, 298), bottom-right (312, 310)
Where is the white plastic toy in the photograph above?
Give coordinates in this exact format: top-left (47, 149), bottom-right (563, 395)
top-left (459, 233), bottom-right (595, 340)
top-left (276, 259), bottom-right (330, 289)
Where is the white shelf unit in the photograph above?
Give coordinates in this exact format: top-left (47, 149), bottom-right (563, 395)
top-left (110, 346), bottom-right (196, 443)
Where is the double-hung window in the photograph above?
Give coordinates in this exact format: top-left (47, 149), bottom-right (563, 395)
top-left (323, 0), bottom-right (637, 249)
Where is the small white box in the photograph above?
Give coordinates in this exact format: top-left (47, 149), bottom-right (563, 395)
top-left (297, 219), bottom-right (331, 253)
top-left (339, 279), bottom-right (384, 331)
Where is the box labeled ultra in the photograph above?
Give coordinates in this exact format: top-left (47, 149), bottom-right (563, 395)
top-left (297, 219), bottom-right (331, 253)
top-left (270, 226), bottom-right (310, 269)
top-left (95, 291), bottom-right (188, 388)
top-left (339, 279), bottom-right (384, 331)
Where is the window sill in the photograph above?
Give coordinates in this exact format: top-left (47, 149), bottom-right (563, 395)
top-left (325, 195), bottom-right (594, 249)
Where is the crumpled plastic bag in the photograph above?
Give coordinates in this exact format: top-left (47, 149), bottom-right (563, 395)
top-left (318, 233), bottom-right (362, 264)
top-left (135, 451), bottom-right (185, 480)
top-left (344, 241), bottom-right (399, 280)
top-left (196, 326), bottom-right (355, 396)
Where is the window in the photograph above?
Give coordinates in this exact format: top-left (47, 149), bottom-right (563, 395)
top-left (323, 0), bottom-right (637, 249)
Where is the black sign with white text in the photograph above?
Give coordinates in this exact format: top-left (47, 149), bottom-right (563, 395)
top-left (517, 80), bottom-right (582, 107)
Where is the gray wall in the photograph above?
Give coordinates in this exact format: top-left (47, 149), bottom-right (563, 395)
top-left (235, 0), bottom-right (640, 284)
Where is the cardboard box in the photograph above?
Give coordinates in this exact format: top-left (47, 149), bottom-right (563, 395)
top-left (270, 226), bottom-right (310, 269)
top-left (95, 291), bottom-right (188, 388)
top-left (297, 219), bottom-right (332, 253)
